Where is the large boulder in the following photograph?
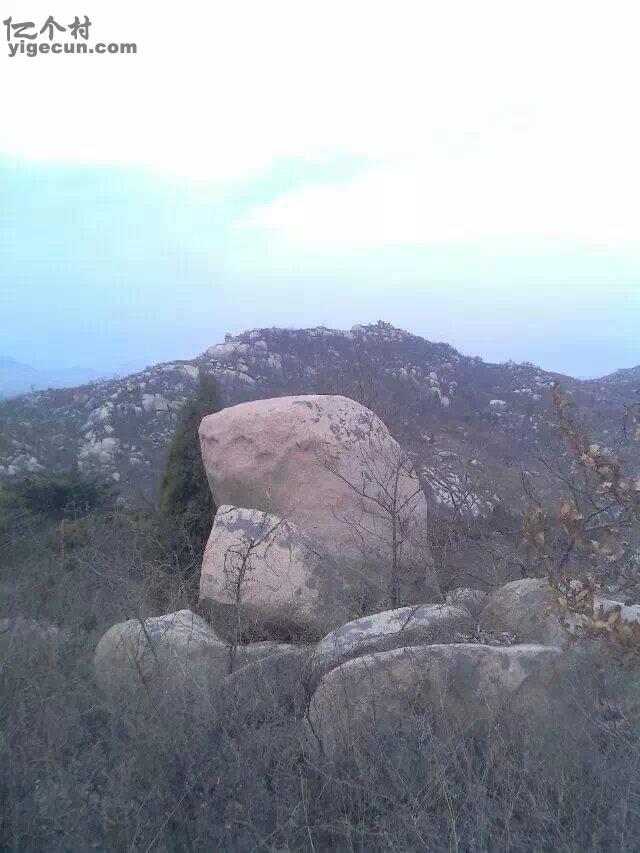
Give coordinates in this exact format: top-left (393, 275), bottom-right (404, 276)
top-left (199, 395), bottom-right (433, 597)
top-left (307, 603), bottom-right (471, 686)
top-left (481, 578), bottom-right (640, 650)
top-left (305, 643), bottom-right (563, 759)
top-left (200, 506), bottom-right (355, 640)
top-left (94, 609), bottom-right (292, 701)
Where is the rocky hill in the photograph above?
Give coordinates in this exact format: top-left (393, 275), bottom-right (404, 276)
top-left (1, 322), bottom-right (638, 511)
top-left (600, 364), bottom-right (640, 388)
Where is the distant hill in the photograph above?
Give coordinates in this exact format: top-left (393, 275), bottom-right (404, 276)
top-left (0, 356), bottom-right (148, 399)
top-left (1, 323), bottom-right (638, 510)
top-left (599, 364), bottom-right (640, 387)
top-left (0, 356), bottom-right (41, 397)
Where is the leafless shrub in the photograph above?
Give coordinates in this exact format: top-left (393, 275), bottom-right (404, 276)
top-left (320, 412), bottom-right (435, 608)
top-left (521, 383), bottom-right (640, 657)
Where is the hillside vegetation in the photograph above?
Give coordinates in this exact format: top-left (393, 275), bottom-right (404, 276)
top-left (2, 493), bottom-right (640, 850)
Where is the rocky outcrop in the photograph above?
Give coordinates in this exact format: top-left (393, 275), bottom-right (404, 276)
top-left (199, 506), bottom-right (355, 640)
top-left (305, 642), bottom-right (563, 759)
top-left (93, 609), bottom-right (291, 701)
top-left (307, 603), bottom-right (470, 685)
top-left (199, 395), bottom-right (434, 597)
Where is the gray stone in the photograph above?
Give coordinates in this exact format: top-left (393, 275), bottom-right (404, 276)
top-left (481, 578), bottom-right (640, 650)
top-left (480, 578), bottom-right (572, 646)
top-left (94, 609), bottom-right (291, 701)
top-left (305, 642), bottom-right (563, 759)
top-left (308, 603), bottom-right (470, 685)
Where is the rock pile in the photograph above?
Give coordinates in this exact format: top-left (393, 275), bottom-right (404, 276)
top-left (93, 393), bottom-right (591, 752)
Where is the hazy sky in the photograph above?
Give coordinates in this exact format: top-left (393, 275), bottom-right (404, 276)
top-left (1, 1), bottom-right (639, 378)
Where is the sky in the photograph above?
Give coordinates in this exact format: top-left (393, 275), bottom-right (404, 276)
top-left (1, 0), bottom-right (639, 379)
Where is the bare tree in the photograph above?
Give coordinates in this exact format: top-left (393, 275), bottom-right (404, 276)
top-left (419, 455), bottom-right (516, 591)
top-left (215, 508), bottom-right (289, 661)
top-left (319, 414), bottom-right (434, 608)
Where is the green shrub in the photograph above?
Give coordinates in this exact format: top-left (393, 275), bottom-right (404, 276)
top-left (2, 469), bottom-right (113, 520)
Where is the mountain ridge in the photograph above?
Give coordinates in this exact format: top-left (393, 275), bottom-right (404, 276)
top-left (1, 322), bottom-right (638, 509)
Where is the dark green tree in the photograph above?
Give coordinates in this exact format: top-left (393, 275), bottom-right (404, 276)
top-left (5, 467), bottom-right (113, 520)
top-left (159, 371), bottom-right (222, 582)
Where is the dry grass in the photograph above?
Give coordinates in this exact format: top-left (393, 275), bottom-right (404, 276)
top-left (2, 509), bottom-right (640, 851)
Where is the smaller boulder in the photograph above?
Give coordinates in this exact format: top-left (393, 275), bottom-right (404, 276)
top-left (200, 506), bottom-right (355, 641)
top-left (94, 610), bottom-right (226, 700)
top-left (480, 578), bottom-right (572, 647)
top-left (307, 603), bottom-right (470, 686)
top-left (592, 597), bottom-right (640, 625)
top-left (94, 609), bottom-right (291, 702)
top-left (482, 578), bottom-right (640, 650)
top-left (445, 588), bottom-right (487, 616)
